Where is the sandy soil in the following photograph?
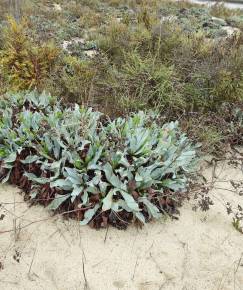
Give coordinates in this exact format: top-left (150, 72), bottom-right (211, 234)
top-left (0, 159), bottom-right (243, 290)
top-left (187, 0), bottom-right (243, 9)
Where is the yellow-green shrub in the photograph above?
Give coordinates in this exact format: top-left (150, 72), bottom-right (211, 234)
top-left (0, 17), bottom-right (59, 91)
top-left (46, 55), bottom-right (97, 104)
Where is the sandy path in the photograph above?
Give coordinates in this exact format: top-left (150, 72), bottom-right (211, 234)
top-left (0, 160), bottom-right (243, 290)
top-left (187, 0), bottom-right (243, 9)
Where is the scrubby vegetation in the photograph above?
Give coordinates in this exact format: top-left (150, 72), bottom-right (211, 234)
top-left (0, 0), bottom-right (242, 151)
top-left (0, 0), bottom-right (242, 228)
top-left (0, 18), bottom-right (59, 92)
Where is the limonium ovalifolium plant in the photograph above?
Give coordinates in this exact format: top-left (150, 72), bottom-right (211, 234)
top-left (0, 91), bottom-right (198, 229)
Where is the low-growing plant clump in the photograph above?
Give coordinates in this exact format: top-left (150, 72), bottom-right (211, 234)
top-left (0, 91), bottom-right (197, 229)
top-left (0, 0), bottom-right (242, 233)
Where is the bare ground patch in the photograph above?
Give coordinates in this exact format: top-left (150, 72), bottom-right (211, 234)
top-left (0, 161), bottom-right (243, 290)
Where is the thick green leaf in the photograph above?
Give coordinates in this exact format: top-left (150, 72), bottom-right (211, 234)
top-left (71, 186), bottom-right (83, 202)
top-left (47, 194), bottom-right (70, 210)
top-left (50, 178), bottom-right (73, 190)
top-left (4, 152), bottom-right (17, 163)
top-left (139, 198), bottom-right (161, 219)
top-left (24, 172), bottom-right (50, 185)
top-left (103, 163), bottom-right (126, 191)
top-left (21, 155), bottom-right (40, 164)
top-left (135, 212), bottom-right (146, 224)
top-left (80, 204), bottom-right (100, 226)
top-left (120, 190), bottom-right (140, 212)
top-left (102, 189), bottom-right (115, 211)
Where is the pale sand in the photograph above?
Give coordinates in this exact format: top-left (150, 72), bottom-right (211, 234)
top-left (0, 160), bottom-right (243, 290)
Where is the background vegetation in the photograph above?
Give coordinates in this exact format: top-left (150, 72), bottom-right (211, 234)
top-left (0, 0), bottom-right (242, 153)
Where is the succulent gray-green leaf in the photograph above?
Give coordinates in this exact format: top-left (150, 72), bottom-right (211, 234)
top-left (80, 204), bottom-right (100, 225)
top-left (103, 163), bottom-right (127, 191)
top-left (4, 152), bottom-right (17, 163)
top-left (102, 189), bottom-right (115, 211)
top-left (24, 172), bottom-right (50, 185)
top-left (48, 194), bottom-right (70, 210)
top-left (135, 212), bottom-right (146, 224)
top-left (139, 198), bottom-right (161, 219)
top-left (120, 190), bottom-right (140, 212)
top-left (50, 178), bottom-right (73, 190)
top-left (71, 186), bottom-right (83, 202)
top-left (21, 155), bottom-right (40, 164)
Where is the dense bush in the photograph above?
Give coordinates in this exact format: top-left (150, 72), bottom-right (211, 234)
top-left (47, 55), bottom-right (97, 105)
top-left (0, 18), bottom-right (59, 92)
top-left (95, 9), bottom-right (243, 113)
top-left (0, 91), bottom-right (197, 228)
top-left (1, 2), bottom-right (242, 113)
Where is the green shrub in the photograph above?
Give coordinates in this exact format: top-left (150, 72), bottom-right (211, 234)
top-left (0, 91), bottom-right (197, 228)
top-left (47, 55), bottom-right (97, 104)
top-left (0, 18), bottom-right (60, 92)
top-left (172, 32), bottom-right (243, 110)
top-left (210, 3), bottom-right (242, 19)
top-left (110, 51), bottom-right (184, 112)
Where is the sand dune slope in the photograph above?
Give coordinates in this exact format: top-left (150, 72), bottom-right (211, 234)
top-left (0, 160), bottom-right (243, 290)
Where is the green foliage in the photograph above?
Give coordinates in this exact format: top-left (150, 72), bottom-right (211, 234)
top-left (47, 55), bottom-right (97, 104)
top-left (0, 91), bottom-right (197, 227)
top-left (173, 32), bottom-right (243, 110)
top-left (92, 4), bottom-right (243, 114)
top-left (210, 3), bottom-right (243, 19)
top-left (109, 51), bottom-right (184, 112)
top-left (0, 17), bottom-right (59, 92)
